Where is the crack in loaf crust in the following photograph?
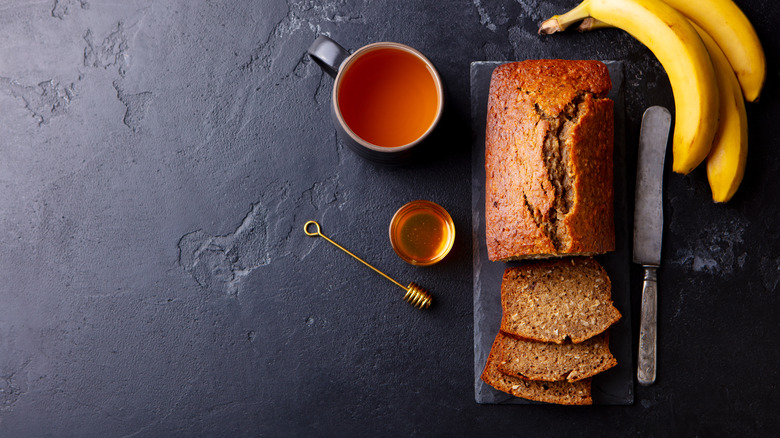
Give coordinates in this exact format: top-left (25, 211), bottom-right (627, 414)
top-left (485, 60), bottom-right (615, 261)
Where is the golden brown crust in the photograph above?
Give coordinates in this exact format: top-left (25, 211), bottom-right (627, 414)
top-left (485, 60), bottom-right (614, 261)
top-left (564, 97), bottom-right (615, 254)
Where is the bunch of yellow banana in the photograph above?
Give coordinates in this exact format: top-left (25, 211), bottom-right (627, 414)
top-left (538, 0), bottom-right (765, 202)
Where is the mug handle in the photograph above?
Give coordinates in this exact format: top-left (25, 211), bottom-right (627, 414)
top-left (307, 36), bottom-right (349, 78)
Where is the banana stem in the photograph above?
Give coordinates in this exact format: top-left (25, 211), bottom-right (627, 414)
top-left (538, 0), bottom-right (593, 35)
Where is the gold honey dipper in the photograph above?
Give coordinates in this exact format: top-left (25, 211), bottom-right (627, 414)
top-left (304, 220), bottom-right (433, 309)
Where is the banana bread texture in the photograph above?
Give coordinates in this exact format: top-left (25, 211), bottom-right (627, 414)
top-left (480, 331), bottom-right (593, 405)
top-left (499, 258), bottom-right (622, 344)
top-left (496, 331), bottom-right (617, 382)
top-left (485, 59), bottom-right (615, 261)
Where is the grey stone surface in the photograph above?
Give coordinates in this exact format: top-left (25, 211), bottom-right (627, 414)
top-left (0, 0), bottom-right (778, 436)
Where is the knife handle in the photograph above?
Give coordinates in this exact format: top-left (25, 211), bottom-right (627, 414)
top-left (637, 266), bottom-right (658, 386)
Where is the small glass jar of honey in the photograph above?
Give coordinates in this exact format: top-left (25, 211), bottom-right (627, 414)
top-left (389, 200), bottom-right (455, 266)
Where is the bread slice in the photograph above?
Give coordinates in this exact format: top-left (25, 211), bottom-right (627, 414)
top-left (500, 258), bottom-right (621, 343)
top-left (497, 331), bottom-right (617, 382)
top-left (481, 332), bottom-right (592, 405)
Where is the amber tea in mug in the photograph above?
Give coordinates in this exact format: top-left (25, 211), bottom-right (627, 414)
top-left (308, 37), bottom-right (444, 163)
top-left (336, 47), bottom-right (440, 148)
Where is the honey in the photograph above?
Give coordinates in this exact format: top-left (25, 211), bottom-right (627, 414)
top-left (389, 200), bottom-right (455, 266)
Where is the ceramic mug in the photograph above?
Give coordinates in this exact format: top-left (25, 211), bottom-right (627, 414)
top-left (308, 36), bottom-right (445, 164)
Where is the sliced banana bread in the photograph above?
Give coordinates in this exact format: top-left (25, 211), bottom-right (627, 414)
top-left (500, 258), bottom-right (621, 344)
top-left (481, 332), bottom-right (593, 405)
top-left (497, 331), bottom-right (617, 382)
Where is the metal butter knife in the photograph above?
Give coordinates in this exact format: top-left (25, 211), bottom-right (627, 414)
top-left (633, 106), bottom-right (671, 386)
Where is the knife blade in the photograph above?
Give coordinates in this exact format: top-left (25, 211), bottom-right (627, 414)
top-left (633, 106), bottom-right (671, 386)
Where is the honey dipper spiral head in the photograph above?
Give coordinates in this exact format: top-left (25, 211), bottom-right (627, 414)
top-left (404, 282), bottom-right (432, 309)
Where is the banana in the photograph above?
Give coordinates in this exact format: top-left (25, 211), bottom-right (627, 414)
top-left (539, 0), bottom-right (719, 175)
top-left (577, 17), bottom-right (748, 202)
top-left (692, 23), bottom-right (748, 202)
top-left (660, 0), bottom-right (765, 102)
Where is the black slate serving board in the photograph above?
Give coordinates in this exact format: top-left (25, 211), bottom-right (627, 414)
top-left (471, 61), bottom-right (634, 405)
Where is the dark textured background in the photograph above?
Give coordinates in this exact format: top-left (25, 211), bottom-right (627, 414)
top-left (0, 0), bottom-right (777, 436)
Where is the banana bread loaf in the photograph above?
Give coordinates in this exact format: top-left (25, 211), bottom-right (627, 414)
top-left (499, 258), bottom-right (621, 344)
top-left (496, 331), bottom-right (617, 382)
top-left (485, 59), bottom-right (615, 261)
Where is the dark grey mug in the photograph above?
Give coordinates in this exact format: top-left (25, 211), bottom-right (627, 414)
top-left (308, 36), bottom-right (444, 164)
